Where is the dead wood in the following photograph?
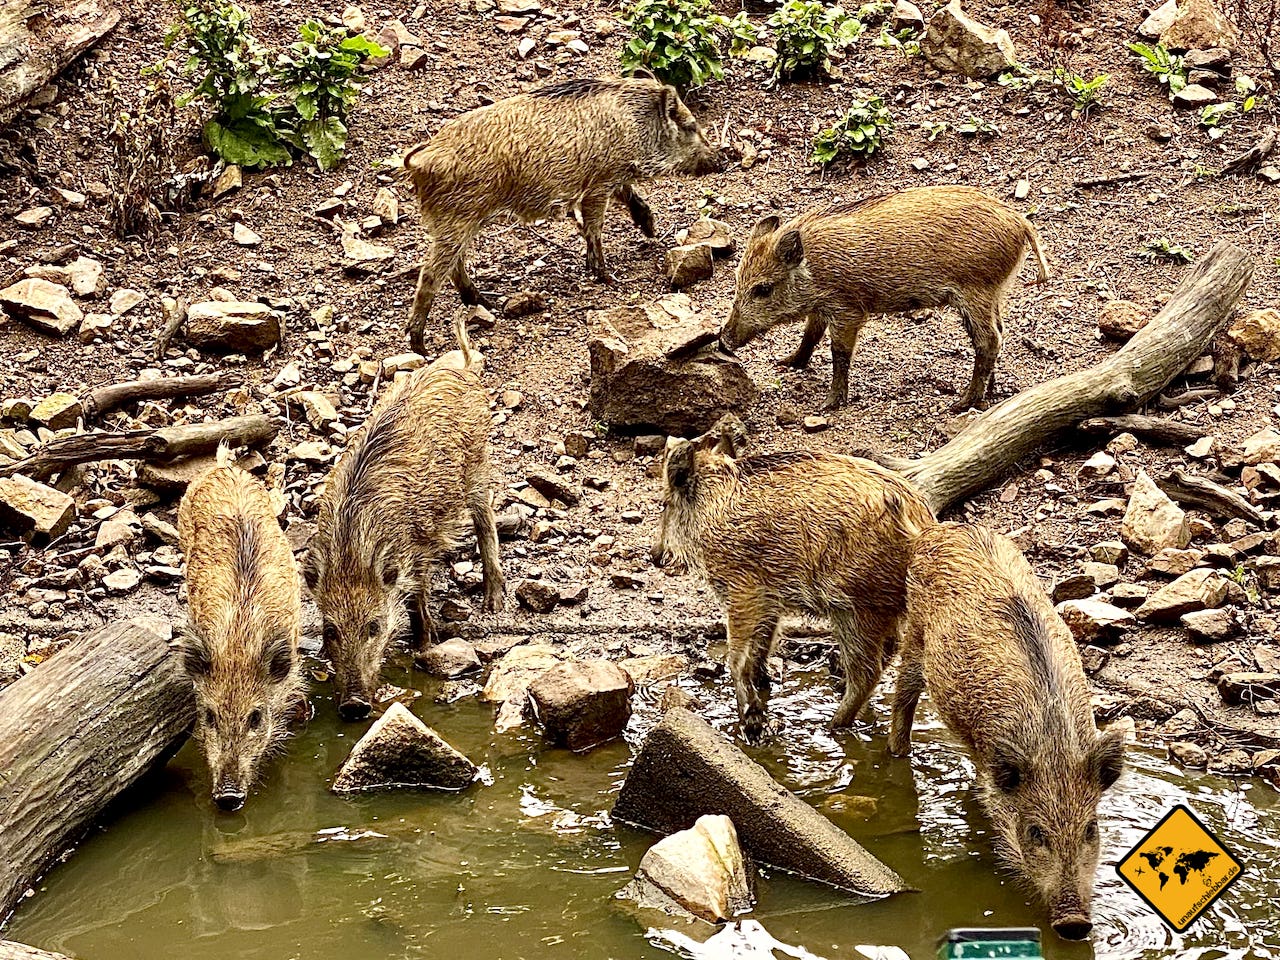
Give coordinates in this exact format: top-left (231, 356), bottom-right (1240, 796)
top-left (1221, 128), bottom-right (1276, 175)
top-left (0, 621), bottom-right (194, 920)
top-left (0, 1), bottom-right (120, 124)
top-left (81, 371), bottom-right (240, 422)
top-left (0, 414), bottom-right (279, 482)
top-left (152, 297), bottom-right (187, 359)
top-left (896, 242), bottom-right (1253, 513)
top-left (1157, 469), bottom-right (1267, 526)
top-left (1077, 414), bottom-right (1206, 447)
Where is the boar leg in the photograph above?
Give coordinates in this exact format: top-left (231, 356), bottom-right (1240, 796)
top-left (955, 296), bottom-right (1002, 411)
top-left (829, 607), bottom-right (896, 727)
top-left (450, 258), bottom-right (491, 309)
top-left (614, 184), bottom-right (656, 238)
top-left (784, 316), bottom-right (828, 370)
top-left (579, 190), bottom-right (614, 282)
top-left (408, 231), bottom-right (469, 354)
top-left (469, 488), bottom-right (506, 613)
top-left (887, 621), bottom-right (926, 756)
top-left (726, 600), bottom-right (780, 743)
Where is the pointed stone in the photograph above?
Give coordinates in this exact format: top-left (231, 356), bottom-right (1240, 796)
top-left (331, 702), bottom-right (479, 793)
top-left (1121, 470), bottom-right (1188, 556)
top-left (623, 814), bottom-right (755, 922)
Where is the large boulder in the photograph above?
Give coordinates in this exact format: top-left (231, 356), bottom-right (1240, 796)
top-left (185, 301), bottom-right (283, 353)
top-left (25, 256), bottom-right (106, 297)
top-left (1121, 470), bottom-right (1189, 556)
top-left (613, 708), bottom-right (907, 897)
top-left (0, 278), bottom-right (83, 336)
top-left (331, 702), bottom-right (478, 793)
top-left (0, 475), bottom-right (77, 543)
top-left (1159, 0), bottom-right (1240, 51)
top-left (528, 659), bottom-right (634, 751)
top-left (621, 814), bottom-right (755, 922)
top-left (587, 294), bottom-right (756, 435)
top-left (920, 0), bottom-right (1017, 77)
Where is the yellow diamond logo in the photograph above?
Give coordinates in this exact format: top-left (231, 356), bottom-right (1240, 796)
top-left (1116, 803), bottom-right (1243, 932)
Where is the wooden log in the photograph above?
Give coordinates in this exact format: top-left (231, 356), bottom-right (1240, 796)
top-left (1157, 469), bottom-right (1267, 526)
top-left (0, 414), bottom-right (279, 482)
top-left (80, 371), bottom-right (241, 422)
top-left (1077, 414), bottom-right (1205, 447)
top-left (0, 1), bottom-right (120, 123)
top-left (0, 620), bottom-right (193, 920)
top-left (0, 944), bottom-right (76, 960)
top-left (899, 242), bottom-right (1253, 512)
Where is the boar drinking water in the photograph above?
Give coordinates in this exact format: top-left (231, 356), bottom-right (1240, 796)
top-left (402, 72), bottom-right (723, 354)
top-left (720, 185), bottom-right (1050, 411)
top-left (889, 522), bottom-right (1125, 940)
top-left (178, 448), bottom-right (305, 812)
top-left (652, 416), bottom-right (935, 741)
top-left (305, 313), bottom-right (504, 720)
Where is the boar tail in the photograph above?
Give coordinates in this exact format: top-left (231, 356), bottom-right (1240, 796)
top-left (1024, 219), bottom-right (1050, 284)
top-left (452, 308), bottom-right (476, 370)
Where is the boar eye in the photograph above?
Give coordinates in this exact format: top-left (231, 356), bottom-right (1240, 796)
top-left (750, 282), bottom-right (773, 300)
top-left (1027, 824), bottom-right (1048, 847)
top-left (321, 623), bottom-right (338, 647)
top-left (247, 709), bottom-right (263, 731)
top-left (1085, 819), bottom-right (1099, 842)
top-left (367, 621), bottom-right (381, 638)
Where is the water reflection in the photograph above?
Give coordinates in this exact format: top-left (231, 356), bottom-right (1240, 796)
top-left (4, 653), bottom-right (1277, 960)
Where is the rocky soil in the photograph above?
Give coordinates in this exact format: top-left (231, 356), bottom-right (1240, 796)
top-left (1, 0), bottom-right (1278, 785)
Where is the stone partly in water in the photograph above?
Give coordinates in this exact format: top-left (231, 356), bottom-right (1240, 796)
top-left (620, 814), bottom-right (755, 923)
top-left (415, 637), bottom-right (481, 678)
top-left (613, 708), bottom-right (907, 896)
top-left (528, 659), bottom-right (635, 751)
top-left (587, 294), bottom-right (756, 435)
top-left (481, 643), bottom-right (567, 732)
top-left (331, 702), bottom-right (479, 793)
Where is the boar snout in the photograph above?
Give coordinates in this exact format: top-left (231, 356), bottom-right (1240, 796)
top-left (1051, 914), bottom-right (1093, 942)
top-left (213, 788), bottom-right (247, 812)
top-left (338, 696), bottom-right (372, 721)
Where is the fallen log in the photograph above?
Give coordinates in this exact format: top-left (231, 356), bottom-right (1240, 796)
top-left (0, 620), bottom-right (193, 921)
top-left (896, 242), bottom-right (1253, 512)
top-left (80, 371), bottom-right (240, 422)
top-left (1157, 469), bottom-right (1267, 526)
top-left (0, 944), bottom-right (75, 960)
top-left (0, 1), bottom-right (120, 124)
top-left (0, 414), bottom-right (279, 482)
top-left (1077, 415), bottom-right (1205, 447)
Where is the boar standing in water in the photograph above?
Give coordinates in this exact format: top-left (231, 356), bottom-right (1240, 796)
top-left (305, 313), bottom-right (504, 720)
top-left (402, 72), bottom-right (723, 353)
top-left (652, 416), bottom-right (935, 742)
top-left (720, 185), bottom-right (1050, 412)
top-left (889, 522), bottom-right (1125, 941)
top-left (178, 447), bottom-right (305, 812)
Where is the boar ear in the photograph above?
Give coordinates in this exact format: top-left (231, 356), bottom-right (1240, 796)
top-left (710, 414), bottom-right (748, 458)
top-left (657, 84), bottom-right (681, 121)
top-left (175, 622), bottom-right (212, 678)
top-left (775, 229), bottom-right (804, 267)
top-left (262, 633), bottom-right (295, 684)
top-left (1089, 729), bottom-right (1126, 790)
top-left (750, 215), bottom-right (780, 241)
top-left (991, 748), bottom-right (1026, 794)
top-left (628, 67), bottom-right (656, 82)
top-left (665, 441), bottom-right (697, 492)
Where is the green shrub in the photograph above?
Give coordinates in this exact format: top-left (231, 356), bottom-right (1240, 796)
top-left (619, 0), bottom-right (756, 91)
top-left (766, 0), bottom-right (864, 86)
top-left (1052, 68), bottom-right (1108, 114)
top-left (167, 0), bottom-right (385, 170)
top-left (811, 94), bottom-right (892, 164)
top-left (1139, 238), bottom-right (1193, 263)
top-left (1127, 42), bottom-right (1187, 96)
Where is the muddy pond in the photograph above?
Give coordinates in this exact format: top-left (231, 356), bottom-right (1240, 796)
top-left (5, 652), bottom-right (1277, 960)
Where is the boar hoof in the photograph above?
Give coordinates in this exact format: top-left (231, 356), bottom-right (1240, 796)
top-left (821, 393), bottom-right (847, 412)
top-left (782, 352), bottom-right (812, 371)
top-left (482, 589), bottom-right (506, 614)
top-left (740, 712), bottom-right (777, 745)
top-left (950, 396), bottom-right (988, 414)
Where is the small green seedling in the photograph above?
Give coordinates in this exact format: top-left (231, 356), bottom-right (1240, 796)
top-left (1127, 42), bottom-right (1187, 96)
top-left (1139, 238), bottom-right (1193, 263)
top-left (811, 94), bottom-right (893, 164)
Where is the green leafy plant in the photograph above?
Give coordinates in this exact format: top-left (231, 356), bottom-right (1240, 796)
top-left (872, 25), bottom-right (920, 56)
top-left (1127, 41), bottom-right (1188, 96)
top-left (811, 94), bottom-right (892, 164)
top-left (766, 0), bottom-right (863, 86)
top-left (996, 67), bottom-right (1039, 91)
top-left (956, 115), bottom-right (1000, 137)
top-left (1052, 68), bottom-right (1108, 114)
top-left (1200, 101), bottom-right (1238, 127)
top-left (1139, 238), bottom-right (1193, 263)
top-left (619, 0), bottom-right (756, 90)
top-left (921, 119), bottom-right (948, 141)
top-left (274, 20), bottom-right (385, 170)
top-left (167, 0), bottom-right (385, 170)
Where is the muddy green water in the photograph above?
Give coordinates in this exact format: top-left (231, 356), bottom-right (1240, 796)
top-left (5, 653), bottom-right (1278, 960)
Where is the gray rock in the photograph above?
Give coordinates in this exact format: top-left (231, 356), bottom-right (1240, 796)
top-left (1055, 598), bottom-right (1137, 643)
top-left (516, 579), bottom-right (560, 613)
top-left (1169, 741), bottom-right (1208, 768)
top-left (1137, 568), bottom-right (1230, 621)
top-left (28, 393), bottom-right (82, 430)
top-left (1051, 572), bottom-right (1096, 603)
top-left (0, 278), bottom-right (83, 336)
top-left (920, 0), bottom-right (1017, 77)
top-left (1181, 606), bottom-right (1244, 642)
top-left (587, 294), bottom-right (756, 435)
top-left (1172, 83), bottom-right (1218, 107)
top-left (664, 243), bottom-right (714, 290)
top-left (185, 301), bottom-right (283, 353)
top-left (1139, 0), bottom-right (1178, 38)
top-left (891, 0), bottom-right (925, 31)
top-left (621, 814), bottom-right (755, 922)
top-left (526, 468), bottom-right (581, 507)
top-left (1121, 470), bottom-right (1189, 556)
top-left (0, 475), bottom-right (77, 543)
top-left (331, 702), bottom-right (479, 793)
top-left (612, 708), bottom-right (907, 896)
top-left (528, 659), bottom-right (634, 751)
top-left (416, 638), bottom-right (481, 678)
top-left (1217, 672), bottom-right (1280, 706)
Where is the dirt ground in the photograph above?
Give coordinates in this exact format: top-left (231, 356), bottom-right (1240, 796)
top-left (1, 0), bottom-right (1278, 775)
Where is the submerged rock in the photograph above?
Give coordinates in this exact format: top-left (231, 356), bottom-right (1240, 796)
top-left (331, 702), bottom-right (479, 793)
top-left (621, 814), bottom-right (755, 922)
top-left (528, 659), bottom-right (634, 751)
